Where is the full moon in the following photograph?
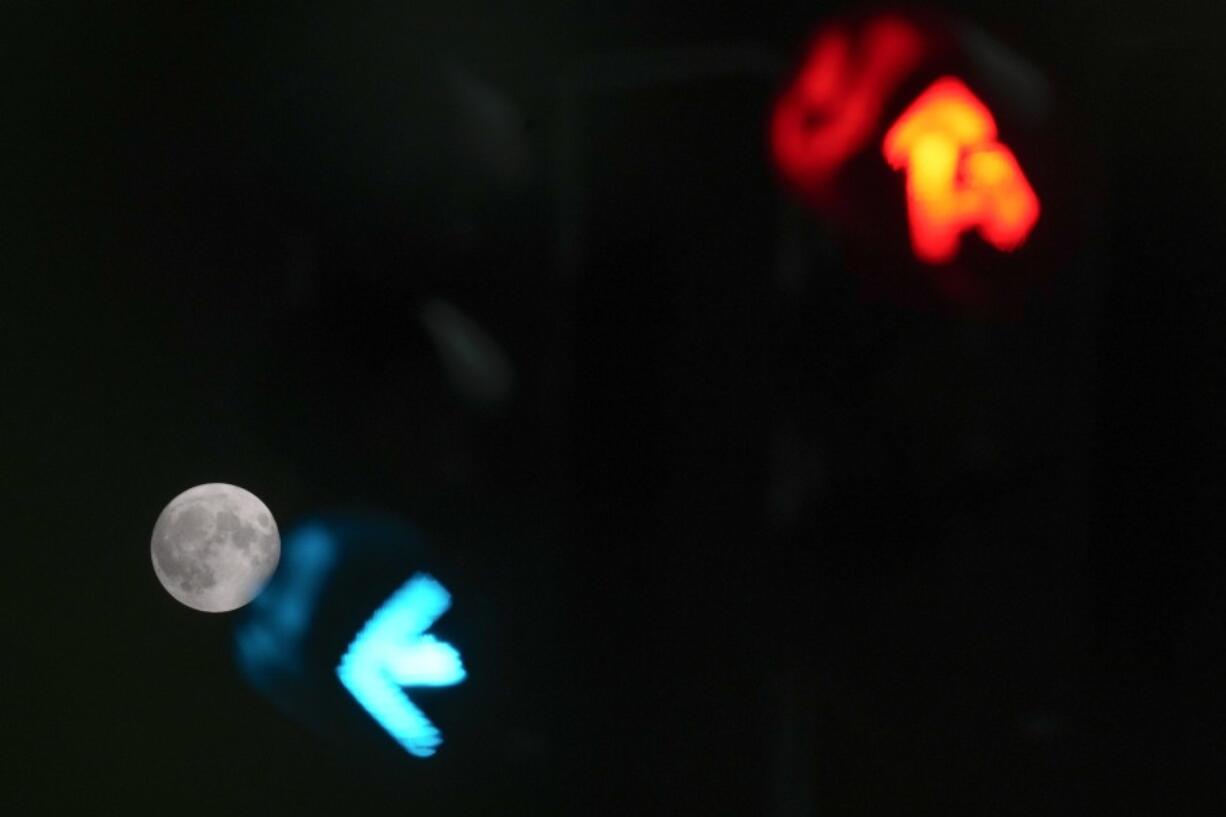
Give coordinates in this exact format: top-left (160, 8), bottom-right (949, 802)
top-left (151, 483), bottom-right (281, 612)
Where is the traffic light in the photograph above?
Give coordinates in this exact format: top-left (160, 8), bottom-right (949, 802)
top-left (882, 75), bottom-right (1040, 265)
top-left (769, 8), bottom-right (1077, 313)
top-left (233, 510), bottom-right (468, 763)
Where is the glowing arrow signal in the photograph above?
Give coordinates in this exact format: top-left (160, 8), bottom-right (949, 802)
top-left (337, 573), bottom-right (466, 757)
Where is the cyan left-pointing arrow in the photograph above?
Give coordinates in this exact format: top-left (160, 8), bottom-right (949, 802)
top-left (337, 572), bottom-right (466, 757)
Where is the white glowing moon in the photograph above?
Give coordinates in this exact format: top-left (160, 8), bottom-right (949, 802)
top-left (151, 483), bottom-right (280, 612)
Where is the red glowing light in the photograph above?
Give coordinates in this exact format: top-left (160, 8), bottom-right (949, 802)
top-left (770, 16), bottom-right (926, 192)
top-left (882, 77), bottom-right (1039, 264)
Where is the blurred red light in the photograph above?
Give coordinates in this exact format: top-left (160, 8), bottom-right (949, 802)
top-left (882, 77), bottom-right (1039, 264)
top-left (770, 16), bottom-right (926, 193)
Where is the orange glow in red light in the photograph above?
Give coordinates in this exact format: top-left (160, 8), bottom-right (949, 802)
top-left (882, 77), bottom-right (1039, 264)
top-left (771, 16), bottom-right (926, 191)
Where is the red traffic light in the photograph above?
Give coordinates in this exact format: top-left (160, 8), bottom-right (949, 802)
top-left (768, 9), bottom-right (1074, 313)
top-left (769, 14), bottom-right (927, 201)
top-left (882, 76), bottom-right (1040, 264)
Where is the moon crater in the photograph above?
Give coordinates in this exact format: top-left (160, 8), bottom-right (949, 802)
top-left (151, 483), bottom-right (280, 612)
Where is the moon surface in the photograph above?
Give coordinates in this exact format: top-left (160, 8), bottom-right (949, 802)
top-left (151, 483), bottom-right (280, 612)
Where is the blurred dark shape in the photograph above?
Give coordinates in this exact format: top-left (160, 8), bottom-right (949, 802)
top-left (262, 283), bottom-right (486, 510)
top-left (418, 297), bottom-right (515, 411)
top-left (766, 420), bottom-right (825, 531)
top-left (446, 64), bottom-right (534, 193)
top-left (951, 18), bottom-right (1051, 124)
top-left (239, 11), bottom-right (534, 263)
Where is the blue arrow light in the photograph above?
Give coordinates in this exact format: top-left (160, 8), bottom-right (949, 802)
top-left (337, 573), bottom-right (466, 757)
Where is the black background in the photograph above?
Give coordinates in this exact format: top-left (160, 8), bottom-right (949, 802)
top-left (4, 2), bottom-right (1226, 814)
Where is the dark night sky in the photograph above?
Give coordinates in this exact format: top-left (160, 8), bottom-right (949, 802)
top-left (4, 2), bottom-right (1226, 815)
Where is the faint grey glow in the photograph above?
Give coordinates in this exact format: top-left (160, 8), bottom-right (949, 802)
top-left (953, 21), bottom-right (1051, 123)
top-left (419, 297), bottom-right (514, 406)
top-left (447, 64), bottom-right (532, 189)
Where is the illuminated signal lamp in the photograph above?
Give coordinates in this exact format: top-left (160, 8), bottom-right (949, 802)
top-left (769, 13), bottom-right (928, 196)
top-left (336, 572), bottom-right (466, 758)
top-left (768, 9), bottom-right (1079, 312)
top-left (882, 76), bottom-right (1040, 265)
top-left (234, 510), bottom-right (469, 764)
